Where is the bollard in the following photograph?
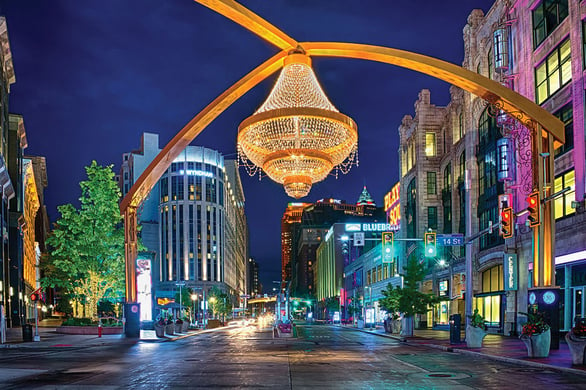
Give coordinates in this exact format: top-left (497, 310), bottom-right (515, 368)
top-left (98, 323), bottom-right (102, 338)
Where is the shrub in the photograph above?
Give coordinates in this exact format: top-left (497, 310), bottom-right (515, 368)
top-left (62, 317), bottom-right (95, 326)
top-left (468, 309), bottom-right (487, 330)
top-left (520, 311), bottom-right (550, 337)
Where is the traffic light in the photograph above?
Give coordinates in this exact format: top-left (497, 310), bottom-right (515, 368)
top-left (30, 291), bottom-right (40, 302)
top-left (382, 232), bottom-right (394, 263)
top-left (500, 207), bottom-right (514, 238)
top-left (527, 191), bottom-right (540, 227)
top-left (424, 232), bottom-right (437, 258)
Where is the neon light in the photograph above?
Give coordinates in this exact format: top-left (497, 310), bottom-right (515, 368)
top-left (178, 169), bottom-right (214, 178)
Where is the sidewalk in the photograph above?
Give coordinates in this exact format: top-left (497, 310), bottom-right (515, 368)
top-left (350, 325), bottom-right (586, 376)
top-left (1, 325), bottom-right (200, 348)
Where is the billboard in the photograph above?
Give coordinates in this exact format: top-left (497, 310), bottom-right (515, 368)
top-left (136, 252), bottom-right (154, 321)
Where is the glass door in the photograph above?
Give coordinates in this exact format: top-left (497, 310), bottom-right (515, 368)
top-left (573, 287), bottom-right (585, 325)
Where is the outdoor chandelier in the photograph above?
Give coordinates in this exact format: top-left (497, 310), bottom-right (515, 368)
top-left (238, 53), bottom-right (358, 199)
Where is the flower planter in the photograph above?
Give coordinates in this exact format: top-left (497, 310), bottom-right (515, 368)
top-left (520, 328), bottom-right (550, 358)
top-left (466, 325), bottom-right (487, 348)
top-left (165, 324), bottom-right (175, 335)
top-left (565, 332), bottom-right (586, 365)
top-left (175, 322), bottom-right (183, 334)
top-left (181, 321), bottom-right (189, 333)
top-left (154, 323), bottom-right (166, 338)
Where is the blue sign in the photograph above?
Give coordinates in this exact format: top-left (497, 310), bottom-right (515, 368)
top-left (504, 253), bottom-right (517, 291)
top-left (437, 234), bottom-right (464, 246)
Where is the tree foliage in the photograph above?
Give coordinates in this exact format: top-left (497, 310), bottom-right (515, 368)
top-left (379, 257), bottom-right (440, 318)
top-left (208, 286), bottom-right (233, 319)
top-left (41, 161), bottom-right (128, 319)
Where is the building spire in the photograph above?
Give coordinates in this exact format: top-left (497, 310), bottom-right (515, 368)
top-left (356, 185), bottom-right (375, 206)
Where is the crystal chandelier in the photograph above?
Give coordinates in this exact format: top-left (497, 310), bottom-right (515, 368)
top-left (238, 53), bottom-right (358, 198)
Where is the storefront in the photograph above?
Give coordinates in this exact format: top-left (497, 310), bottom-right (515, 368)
top-left (473, 264), bottom-right (504, 332)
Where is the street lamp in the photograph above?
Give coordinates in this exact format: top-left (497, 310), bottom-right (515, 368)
top-left (176, 282), bottom-right (186, 319)
top-left (191, 294), bottom-right (198, 325)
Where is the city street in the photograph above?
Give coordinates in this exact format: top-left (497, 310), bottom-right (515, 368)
top-left (1, 324), bottom-right (585, 389)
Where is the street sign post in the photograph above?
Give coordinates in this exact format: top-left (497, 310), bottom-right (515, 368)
top-left (437, 234), bottom-right (464, 246)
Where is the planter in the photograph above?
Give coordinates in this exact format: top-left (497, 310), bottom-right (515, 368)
top-left (175, 322), bottom-right (183, 334)
top-left (181, 321), bottom-right (189, 333)
top-left (165, 324), bottom-right (175, 335)
top-left (520, 328), bottom-right (551, 358)
top-left (56, 326), bottom-right (123, 335)
top-left (400, 316), bottom-right (414, 337)
top-left (565, 332), bottom-right (586, 365)
top-left (154, 323), bottom-right (166, 338)
top-left (466, 325), bottom-right (487, 348)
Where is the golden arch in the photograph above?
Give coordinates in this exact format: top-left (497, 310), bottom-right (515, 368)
top-left (121, 0), bottom-right (563, 302)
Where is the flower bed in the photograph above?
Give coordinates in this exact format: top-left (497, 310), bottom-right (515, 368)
top-left (56, 326), bottom-right (123, 335)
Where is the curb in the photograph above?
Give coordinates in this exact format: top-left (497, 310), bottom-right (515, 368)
top-left (337, 325), bottom-right (586, 377)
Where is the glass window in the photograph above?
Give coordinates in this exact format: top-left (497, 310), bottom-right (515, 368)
top-left (532, 0), bottom-right (569, 47)
top-left (459, 152), bottom-right (466, 180)
top-left (553, 103), bottom-right (573, 157)
top-left (428, 206), bottom-right (437, 230)
top-left (535, 39), bottom-right (571, 104)
top-left (482, 265), bottom-right (503, 292)
top-left (444, 163), bottom-right (452, 190)
top-left (427, 172), bottom-right (436, 195)
top-left (425, 132), bottom-right (436, 157)
top-left (554, 170), bottom-right (575, 219)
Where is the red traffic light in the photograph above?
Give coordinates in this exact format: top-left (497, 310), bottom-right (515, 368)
top-left (527, 191), bottom-right (540, 227)
top-left (500, 207), bottom-right (514, 238)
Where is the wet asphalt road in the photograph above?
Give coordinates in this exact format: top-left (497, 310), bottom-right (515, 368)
top-left (1, 324), bottom-right (585, 389)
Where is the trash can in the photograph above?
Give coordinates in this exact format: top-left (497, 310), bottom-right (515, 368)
top-left (449, 314), bottom-right (461, 344)
top-left (22, 324), bottom-right (33, 342)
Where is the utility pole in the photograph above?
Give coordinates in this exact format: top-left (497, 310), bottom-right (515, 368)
top-left (465, 170), bottom-right (473, 328)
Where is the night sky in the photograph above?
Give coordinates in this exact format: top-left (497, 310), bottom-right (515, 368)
top-left (1, 0), bottom-right (494, 291)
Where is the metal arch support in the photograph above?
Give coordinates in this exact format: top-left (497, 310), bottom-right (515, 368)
top-left (123, 2), bottom-right (568, 303)
top-left (124, 206), bottom-right (138, 303)
top-left (301, 42), bottom-right (564, 146)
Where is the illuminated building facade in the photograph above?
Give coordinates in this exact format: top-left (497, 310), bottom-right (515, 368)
top-left (0, 17), bottom-right (16, 327)
top-left (281, 202), bottom-right (310, 283)
top-left (294, 196), bottom-right (384, 299)
top-left (395, 0), bottom-right (586, 336)
top-left (120, 133), bottom-right (248, 318)
top-left (247, 257), bottom-right (261, 297)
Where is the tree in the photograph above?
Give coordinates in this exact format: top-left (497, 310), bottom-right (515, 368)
top-left (41, 161), bottom-right (133, 320)
top-left (379, 257), bottom-right (440, 336)
top-left (208, 286), bottom-right (233, 321)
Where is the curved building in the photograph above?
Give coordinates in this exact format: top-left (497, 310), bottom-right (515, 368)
top-left (120, 133), bottom-right (248, 319)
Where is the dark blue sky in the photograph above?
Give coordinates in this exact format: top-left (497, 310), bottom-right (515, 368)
top-left (1, 0), bottom-right (494, 291)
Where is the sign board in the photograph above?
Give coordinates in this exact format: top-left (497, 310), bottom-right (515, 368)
top-left (504, 253), bottom-right (518, 291)
top-left (437, 234), bottom-right (464, 246)
top-left (353, 232), bottom-right (365, 246)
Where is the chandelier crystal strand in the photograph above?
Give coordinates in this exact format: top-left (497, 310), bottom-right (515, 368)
top-left (238, 53), bottom-right (358, 198)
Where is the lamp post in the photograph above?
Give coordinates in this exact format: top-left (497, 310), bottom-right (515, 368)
top-left (176, 282), bottom-right (185, 320)
top-left (191, 294), bottom-right (198, 326)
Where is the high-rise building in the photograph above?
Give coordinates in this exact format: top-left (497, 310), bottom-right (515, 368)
top-left (120, 133), bottom-right (248, 318)
top-left (291, 193), bottom-right (385, 298)
top-left (281, 202), bottom-right (310, 283)
top-left (247, 257), bottom-right (261, 297)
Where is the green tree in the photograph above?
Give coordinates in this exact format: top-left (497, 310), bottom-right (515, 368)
top-left (208, 286), bottom-right (233, 321)
top-left (379, 257), bottom-right (440, 336)
top-left (41, 161), bottom-right (131, 320)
